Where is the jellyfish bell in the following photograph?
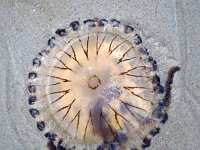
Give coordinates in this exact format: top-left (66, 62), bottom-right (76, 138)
top-left (28, 18), bottom-right (180, 150)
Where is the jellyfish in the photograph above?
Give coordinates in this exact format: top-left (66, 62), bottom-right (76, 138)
top-left (28, 18), bottom-right (180, 150)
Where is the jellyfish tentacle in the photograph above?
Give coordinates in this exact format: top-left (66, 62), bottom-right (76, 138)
top-left (153, 66), bottom-right (180, 123)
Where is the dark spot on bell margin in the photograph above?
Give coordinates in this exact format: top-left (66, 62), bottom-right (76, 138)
top-left (153, 84), bottom-right (164, 94)
top-left (57, 145), bottom-right (66, 150)
top-left (96, 143), bottom-right (117, 150)
top-left (152, 74), bottom-right (160, 85)
top-left (111, 19), bottom-right (120, 27)
top-left (103, 140), bottom-right (118, 150)
top-left (37, 121), bottom-right (45, 131)
top-left (162, 95), bottom-right (170, 107)
top-left (28, 71), bottom-right (37, 79)
top-left (45, 132), bottom-right (57, 141)
top-left (159, 85), bottom-right (165, 93)
top-left (133, 34), bottom-right (142, 45)
top-left (160, 113), bottom-right (168, 124)
top-left (96, 145), bottom-right (104, 150)
top-left (32, 58), bottom-right (41, 67)
top-left (147, 57), bottom-right (157, 71)
top-left (114, 132), bottom-right (127, 142)
top-left (57, 139), bottom-right (66, 150)
top-left (99, 19), bottom-right (108, 26)
top-left (47, 140), bottom-right (57, 150)
top-left (48, 37), bottom-right (56, 48)
top-left (96, 144), bottom-right (105, 150)
top-left (139, 46), bottom-right (149, 55)
top-left (55, 29), bottom-right (67, 37)
top-left (28, 84), bottom-right (36, 93)
top-left (162, 91), bottom-right (170, 106)
top-left (141, 137), bottom-right (151, 149)
top-left (70, 21), bottom-right (80, 31)
top-left (153, 103), bottom-right (163, 119)
top-left (149, 127), bottom-right (160, 136)
top-left (148, 56), bottom-right (153, 61)
top-left (124, 25), bottom-right (134, 34)
top-left (28, 95), bottom-right (36, 105)
top-left (152, 60), bottom-right (157, 71)
top-left (83, 19), bottom-right (96, 27)
top-left (107, 144), bottom-right (117, 150)
top-left (38, 49), bottom-right (50, 56)
top-left (29, 108), bottom-right (39, 118)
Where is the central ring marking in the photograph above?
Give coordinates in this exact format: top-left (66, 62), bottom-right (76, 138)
top-left (88, 75), bottom-right (101, 90)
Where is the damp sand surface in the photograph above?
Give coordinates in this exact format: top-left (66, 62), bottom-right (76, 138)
top-left (0, 0), bottom-right (200, 150)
